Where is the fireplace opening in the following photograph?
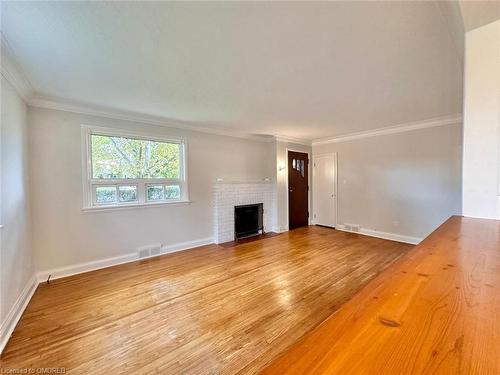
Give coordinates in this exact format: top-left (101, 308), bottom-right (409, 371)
top-left (234, 203), bottom-right (264, 240)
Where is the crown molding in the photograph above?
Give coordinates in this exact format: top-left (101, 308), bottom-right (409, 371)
top-left (26, 94), bottom-right (461, 147)
top-left (312, 114), bottom-right (463, 146)
top-left (275, 135), bottom-right (312, 146)
top-left (0, 33), bottom-right (35, 101)
top-left (28, 95), bottom-right (279, 143)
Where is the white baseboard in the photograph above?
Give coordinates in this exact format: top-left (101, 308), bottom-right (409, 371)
top-left (37, 237), bottom-right (214, 283)
top-left (161, 237), bottom-right (214, 254)
top-left (36, 253), bottom-right (138, 283)
top-left (335, 224), bottom-right (422, 245)
top-left (272, 226), bottom-right (288, 233)
top-left (0, 275), bottom-right (38, 355)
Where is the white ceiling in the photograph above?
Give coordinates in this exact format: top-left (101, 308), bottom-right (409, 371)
top-left (1, 1), bottom-right (464, 140)
top-left (459, 0), bottom-right (500, 31)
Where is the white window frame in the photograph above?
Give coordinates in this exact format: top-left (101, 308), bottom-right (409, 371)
top-left (81, 125), bottom-right (189, 210)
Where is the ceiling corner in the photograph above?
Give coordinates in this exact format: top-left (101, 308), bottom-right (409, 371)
top-left (275, 135), bottom-right (312, 147)
top-left (1, 33), bottom-right (35, 102)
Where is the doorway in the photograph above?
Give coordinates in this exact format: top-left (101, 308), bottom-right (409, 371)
top-left (288, 151), bottom-right (309, 229)
top-left (313, 153), bottom-right (337, 228)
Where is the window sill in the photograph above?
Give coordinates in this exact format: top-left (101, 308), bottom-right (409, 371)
top-left (82, 200), bottom-right (192, 213)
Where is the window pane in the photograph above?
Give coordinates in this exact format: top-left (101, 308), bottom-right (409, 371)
top-left (91, 134), bottom-right (181, 179)
top-left (165, 185), bottom-right (181, 199)
top-left (96, 186), bottom-right (117, 204)
top-left (147, 185), bottom-right (165, 201)
top-left (118, 185), bottom-right (137, 202)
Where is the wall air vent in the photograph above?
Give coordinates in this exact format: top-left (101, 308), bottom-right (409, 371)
top-left (344, 223), bottom-right (360, 232)
top-left (138, 247), bottom-right (150, 258)
top-left (137, 243), bottom-right (163, 259)
top-left (150, 245), bottom-right (162, 257)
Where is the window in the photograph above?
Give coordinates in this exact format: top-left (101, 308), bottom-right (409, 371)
top-left (82, 126), bottom-right (188, 209)
top-left (292, 158), bottom-right (305, 177)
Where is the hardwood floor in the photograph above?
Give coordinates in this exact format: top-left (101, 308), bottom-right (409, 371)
top-left (263, 216), bottom-right (500, 374)
top-left (0, 226), bottom-right (411, 374)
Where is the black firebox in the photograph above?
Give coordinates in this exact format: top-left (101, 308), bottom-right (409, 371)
top-left (234, 203), bottom-right (264, 240)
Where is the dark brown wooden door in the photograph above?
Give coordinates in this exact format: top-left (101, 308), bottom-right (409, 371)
top-left (288, 151), bottom-right (309, 229)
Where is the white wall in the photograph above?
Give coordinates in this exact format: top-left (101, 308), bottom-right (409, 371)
top-left (313, 123), bottom-right (463, 240)
top-left (462, 20), bottom-right (500, 219)
top-left (28, 107), bottom-right (276, 272)
top-left (0, 77), bottom-right (34, 328)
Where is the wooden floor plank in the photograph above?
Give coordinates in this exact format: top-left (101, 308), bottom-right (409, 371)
top-left (0, 226), bottom-right (411, 374)
top-left (262, 216), bottom-right (500, 375)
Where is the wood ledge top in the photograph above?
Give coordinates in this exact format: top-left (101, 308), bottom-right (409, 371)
top-left (262, 216), bottom-right (500, 374)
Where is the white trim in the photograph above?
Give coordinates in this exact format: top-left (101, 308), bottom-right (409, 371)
top-left (275, 135), bottom-right (312, 146)
top-left (0, 275), bottom-right (38, 355)
top-left (29, 95), bottom-right (277, 143)
top-left (37, 253), bottom-right (138, 283)
top-left (36, 237), bottom-right (214, 283)
top-left (162, 237), bottom-right (213, 254)
top-left (0, 33), bottom-right (34, 101)
top-left (335, 224), bottom-right (422, 245)
top-left (312, 114), bottom-right (462, 145)
top-left (272, 226), bottom-right (289, 233)
top-left (81, 199), bottom-right (192, 213)
top-left (286, 148), bottom-right (312, 228)
top-left (81, 125), bottom-right (92, 206)
top-left (462, 213), bottom-right (500, 221)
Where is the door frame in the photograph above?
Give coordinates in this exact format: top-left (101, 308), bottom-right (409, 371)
top-left (286, 148), bottom-right (311, 230)
top-left (312, 153), bottom-right (338, 228)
